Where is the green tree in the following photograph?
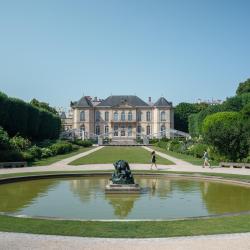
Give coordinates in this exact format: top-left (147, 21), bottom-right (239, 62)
top-left (174, 103), bottom-right (208, 132)
top-left (30, 98), bottom-right (58, 114)
top-left (202, 112), bottom-right (249, 161)
top-left (236, 78), bottom-right (250, 95)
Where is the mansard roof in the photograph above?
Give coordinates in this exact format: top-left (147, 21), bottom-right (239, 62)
top-left (154, 97), bottom-right (172, 107)
top-left (97, 95), bottom-right (149, 107)
top-left (71, 96), bottom-right (93, 108)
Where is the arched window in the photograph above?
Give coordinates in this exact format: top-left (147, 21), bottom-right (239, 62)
top-left (160, 111), bottom-right (166, 121)
top-left (105, 111), bottom-right (109, 122)
top-left (114, 111), bottom-right (118, 121)
top-left (80, 111), bottom-right (85, 121)
top-left (128, 111), bottom-right (132, 121)
top-left (121, 111), bottom-right (125, 121)
top-left (95, 111), bottom-right (100, 122)
top-left (146, 125), bottom-right (150, 135)
top-left (146, 111), bottom-right (151, 121)
top-left (95, 125), bottom-right (100, 135)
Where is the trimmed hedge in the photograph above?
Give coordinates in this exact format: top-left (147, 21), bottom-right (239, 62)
top-left (0, 91), bottom-right (61, 140)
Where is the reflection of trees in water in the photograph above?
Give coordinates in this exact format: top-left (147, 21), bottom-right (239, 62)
top-left (200, 181), bottom-right (250, 214)
top-left (0, 179), bottom-right (58, 212)
top-left (171, 179), bottom-right (199, 193)
top-left (105, 193), bottom-right (139, 219)
top-left (69, 177), bottom-right (108, 202)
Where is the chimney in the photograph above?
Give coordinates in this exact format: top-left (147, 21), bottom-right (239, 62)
top-left (148, 97), bottom-right (152, 102)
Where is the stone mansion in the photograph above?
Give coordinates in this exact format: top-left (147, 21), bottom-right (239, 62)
top-left (60, 95), bottom-right (174, 140)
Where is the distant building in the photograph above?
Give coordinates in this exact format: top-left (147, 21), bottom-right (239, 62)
top-left (61, 95), bottom-right (174, 140)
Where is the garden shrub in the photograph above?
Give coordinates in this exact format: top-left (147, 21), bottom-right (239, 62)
top-left (49, 141), bottom-right (73, 155)
top-left (21, 151), bottom-right (35, 162)
top-left (72, 139), bottom-right (92, 147)
top-left (0, 126), bottom-right (11, 150)
top-left (41, 148), bottom-right (54, 158)
top-left (10, 135), bottom-right (31, 152)
top-left (187, 143), bottom-right (208, 158)
top-left (28, 145), bottom-right (43, 159)
top-left (202, 112), bottom-right (249, 161)
top-left (0, 150), bottom-right (23, 161)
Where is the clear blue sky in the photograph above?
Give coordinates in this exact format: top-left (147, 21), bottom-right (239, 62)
top-left (0, 0), bottom-right (250, 109)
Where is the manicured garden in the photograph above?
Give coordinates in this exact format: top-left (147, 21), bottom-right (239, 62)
top-left (69, 146), bottom-right (174, 165)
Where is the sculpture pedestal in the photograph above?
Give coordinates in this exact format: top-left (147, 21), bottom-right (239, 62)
top-left (105, 182), bottom-right (141, 193)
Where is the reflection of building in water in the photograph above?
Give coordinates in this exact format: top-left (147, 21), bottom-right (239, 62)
top-left (69, 177), bottom-right (107, 202)
top-left (105, 194), bottom-right (140, 219)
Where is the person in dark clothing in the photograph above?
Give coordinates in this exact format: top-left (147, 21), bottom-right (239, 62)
top-left (150, 151), bottom-right (158, 170)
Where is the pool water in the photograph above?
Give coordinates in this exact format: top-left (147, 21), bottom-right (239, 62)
top-left (1, 176), bottom-right (250, 220)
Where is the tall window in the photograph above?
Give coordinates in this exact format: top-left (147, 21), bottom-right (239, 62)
top-left (114, 112), bottom-right (118, 121)
top-left (80, 125), bottom-right (85, 139)
top-left (121, 111), bottom-right (125, 121)
top-left (161, 124), bottom-right (166, 136)
top-left (114, 124), bottom-right (118, 136)
top-left (146, 125), bottom-right (150, 135)
top-left (95, 125), bottom-right (100, 135)
top-left (146, 111), bottom-right (151, 121)
top-left (128, 111), bottom-right (132, 121)
top-left (128, 125), bottom-right (132, 136)
top-left (105, 111), bottom-right (109, 122)
top-left (121, 123), bottom-right (126, 136)
top-left (80, 111), bottom-right (85, 121)
top-left (96, 111), bottom-right (100, 122)
top-left (137, 125), bottom-right (141, 134)
top-left (160, 111), bottom-right (166, 121)
top-left (105, 125), bottom-right (109, 134)
top-left (137, 111), bottom-right (142, 121)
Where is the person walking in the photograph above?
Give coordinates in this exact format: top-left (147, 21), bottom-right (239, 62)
top-left (202, 150), bottom-right (211, 168)
top-left (150, 151), bottom-right (158, 170)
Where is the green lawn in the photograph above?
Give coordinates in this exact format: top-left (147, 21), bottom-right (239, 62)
top-left (152, 146), bottom-right (219, 166)
top-left (69, 146), bottom-right (174, 165)
top-left (31, 147), bottom-right (93, 166)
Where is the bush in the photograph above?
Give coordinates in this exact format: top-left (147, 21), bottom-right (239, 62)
top-left (41, 148), bottom-right (54, 158)
top-left (202, 112), bottom-right (249, 161)
top-left (168, 140), bottom-right (186, 153)
top-left (10, 135), bottom-right (31, 152)
top-left (0, 150), bottom-right (23, 161)
top-left (0, 126), bottom-right (11, 150)
top-left (21, 151), bottom-right (35, 162)
top-left (72, 139), bottom-right (92, 147)
top-left (187, 143), bottom-right (208, 158)
top-left (49, 141), bottom-right (73, 155)
top-left (28, 145), bottom-right (43, 159)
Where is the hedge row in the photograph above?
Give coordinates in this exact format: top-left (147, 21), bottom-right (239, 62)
top-left (0, 92), bottom-right (61, 140)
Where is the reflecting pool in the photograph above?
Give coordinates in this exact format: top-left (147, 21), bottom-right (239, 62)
top-left (1, 176), bottom-right (250, 220)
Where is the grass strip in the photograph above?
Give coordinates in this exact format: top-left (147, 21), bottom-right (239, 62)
top-left (0, 214), bottom-right (250, 238)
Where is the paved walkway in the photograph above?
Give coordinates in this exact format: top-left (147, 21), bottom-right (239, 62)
top-left (0, 146), bottom-right (250, 176)
top-left (1, 232), bottom-right (250, 250)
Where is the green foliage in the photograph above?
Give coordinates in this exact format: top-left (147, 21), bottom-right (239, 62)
top-left (28, 145), bottom-right (43, 159)
top-left (0, 91), bottom-right (61, 141)
top-left (222, 93), bottom-right (250, 112)
top-left (30, 98), bottom-right (58, 114)
top-left (41, 148), bottom-right (54, 158)
top-left (188, 113), bottom-right (199, 137)
top-left (0, 150), bottom-right (23, 161)
top-left (202, 112), bottom-right (249, 161)
top-left (236, 78), bottom-right (250, 95)
top-left (10, 136), bottom-right (31, 152)
top-left (174, 102), bottom-right (208, 132)
top-left (49, 141), bottom-right (73, 155)
top-left (72, 139), bottom-right (93, 147)
top-left (0, 127), bottom-right (11, 150)
top-left (187, 143), bottom-right (208, 158)
top-left (21, 151), bottom-right (35, 162)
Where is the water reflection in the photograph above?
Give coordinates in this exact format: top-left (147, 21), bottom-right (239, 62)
top-left (0, 176), bottom-right (250, 219)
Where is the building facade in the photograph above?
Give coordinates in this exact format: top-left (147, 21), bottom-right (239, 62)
top-left (61, 95), bottom-right (174, 140)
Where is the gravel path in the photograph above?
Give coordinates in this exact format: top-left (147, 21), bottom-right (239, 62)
top-left (1, 232), bottom-right (250, 250)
